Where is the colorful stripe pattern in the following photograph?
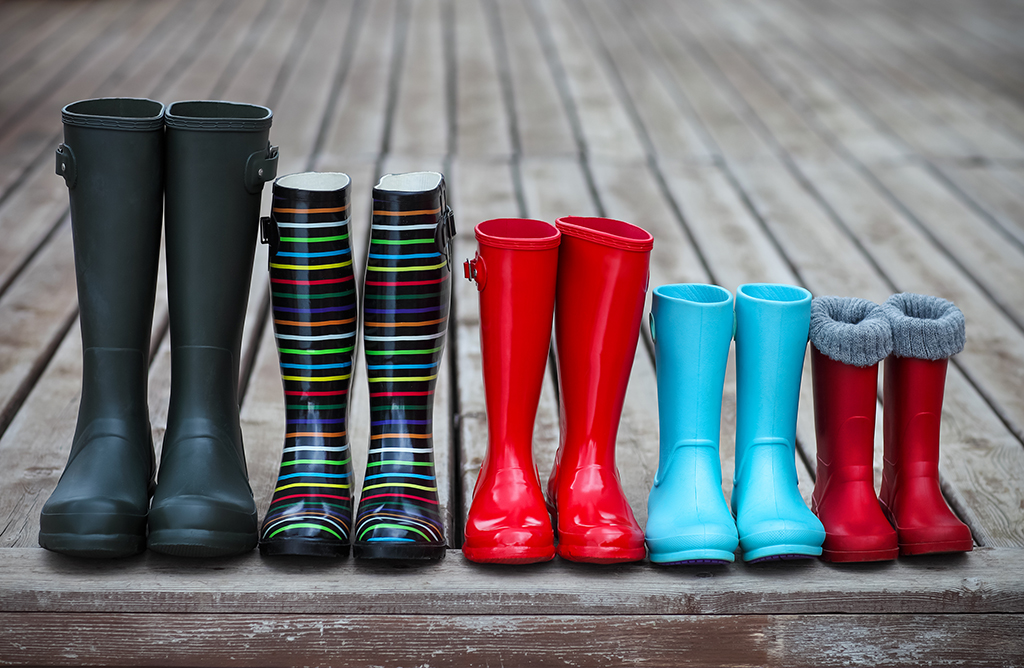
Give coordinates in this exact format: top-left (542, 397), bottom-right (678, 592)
top-left (354, 174), bottom-right (454, 558)
top-left (260, 176), bottom-right (355, 556)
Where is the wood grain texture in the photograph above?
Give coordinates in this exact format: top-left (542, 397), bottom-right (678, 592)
top-left (1, 611), bottom-right (1022, 667)
top-left (1, 546), bottom-right (1022, 615)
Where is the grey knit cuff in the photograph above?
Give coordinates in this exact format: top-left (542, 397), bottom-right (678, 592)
top-left (810, 297), bottom-right (893, 367)
top-left (880, 293), bottom-right (965, 360)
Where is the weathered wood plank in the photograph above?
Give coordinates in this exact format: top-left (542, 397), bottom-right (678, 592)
top-left (316, 0), bottom-right (396, 164)
top-left (942, 164), bottom-right (1024, 249)
top-left (1, 546), bottom-right (1022, 615)
top-left (493, 0), bottom-right (576, 157)
top-left (0, 2), bottom-right (93, 87)
top-left (0, 1), bottom-right (131, 131)
top-left (534, 0), bottom-right (645, 162)
top-left (830, 0), bottom-right (1024, 152)
top-left (453, 0), bottom-right (512, 159)
top-left (1, 610), bottom-right (1022, 668)
top-left (389, 0), bottom-right (448, 159)
top-left (810, 0), bottom-right (1024, 161)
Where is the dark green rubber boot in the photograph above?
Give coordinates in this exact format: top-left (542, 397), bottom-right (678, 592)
top-left (39, 98), bottom-right (165, 558)
top-left (147, 101), bottom-right (278, 558)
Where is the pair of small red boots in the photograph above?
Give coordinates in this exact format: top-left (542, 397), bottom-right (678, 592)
top-left (462, 216), bottom-right (653, 564)
top-left (810, 294), bottom-right (973, 562)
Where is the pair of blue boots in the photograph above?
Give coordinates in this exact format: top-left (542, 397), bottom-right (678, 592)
top-left (645, 283), bottom-right (825, 564)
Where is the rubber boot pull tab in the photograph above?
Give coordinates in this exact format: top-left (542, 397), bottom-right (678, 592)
top-left (244, 143), bottom-right (279, 194)
top-left (56, 144), bottom-right (77, 189)
top-left (260, 215), bottom-right (280, 257)
top-left (435, 206), bottom-right (456, 271)
top-left (464, 252), bottom-right (486, 291)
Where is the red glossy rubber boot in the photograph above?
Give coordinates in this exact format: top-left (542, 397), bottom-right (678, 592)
top-left (810, 297), bottom-right (898, 562)
top-left (879, 293), bottom-right (973, 556)
top-left (462, 219), bottom-right (559, 564)
top-left (547, 216), bottom-right (652, 564)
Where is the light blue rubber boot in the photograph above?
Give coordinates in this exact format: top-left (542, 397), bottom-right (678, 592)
top-left (646, 284), bottom-right (739, 564)
top-left (733, 283), bottom-right (825, 562)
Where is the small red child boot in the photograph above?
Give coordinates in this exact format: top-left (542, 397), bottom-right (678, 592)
top-left (810, 297), bottom-right (898, 563)
top-left (548, 216), bottom-right (652, 564)
top-left (879, 293), bottom-right (973, 556)
top-left (463, 219), bottom-right (559, 564)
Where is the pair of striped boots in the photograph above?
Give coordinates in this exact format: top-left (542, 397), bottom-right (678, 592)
top-left (260, 171), bottom-right (455, 560)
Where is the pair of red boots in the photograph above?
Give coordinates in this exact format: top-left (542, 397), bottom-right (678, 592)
top-left (462, 216), bottom-right (653, 564)
top-left (810, 294), bottom-right (973, 562)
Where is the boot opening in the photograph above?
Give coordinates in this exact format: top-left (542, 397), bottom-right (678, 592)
top-left (656, 283), bottom-right (731, 305)
top-left (276, 172), bottom-right (350, 192)
top-left (62, 98), bottom-right (164, 130)
top-left (376, 172), bottom-right (443, 193)
top-left (739, 283), bottom-right (810, 304)
top-left (64, 98), bottom-right (164, 120)
top-left (475, 218), bottom-right (560, 250)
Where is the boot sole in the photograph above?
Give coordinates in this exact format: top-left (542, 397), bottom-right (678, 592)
top-left (648, 548), bottom-right (735, 565)
top-left (821, 546), bottom-right (899, 563)
top-left (462, 544), bottom-right (555, 565)
top-left (148, 529), bottom-right (257, 558)
top-left (353, 542), bottom-right (446, 561)
top-left (38, 532), bottom-right (145, 559)
top-left (260, 538), bottom-right (350, 558)
top-left (898, 539), bottom-right (973, 556)
top-left (556, 544), bottom-right (646, 564)
top-left (743, 544), bottom-right (822, 563)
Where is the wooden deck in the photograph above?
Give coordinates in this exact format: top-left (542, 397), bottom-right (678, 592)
top-left (1, 0), bottom-right (1023, 665)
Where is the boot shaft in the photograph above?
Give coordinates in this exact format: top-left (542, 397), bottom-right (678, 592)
top-left (59, 98), bottom-right (165, 353)
top-left (164, 100), bottom-right (277, 352)
top-left (811, 350), bottom-right (879, 488)
top-left (877, 292), bottom-right (966, 498)
top-left (468, 218), bottom-right (559, 469)
top-left (651, 283), bottom-right (733, 462)
top-left (883, 355), bottom-right (948, 482)
top-left (553, 216), bottom-right (652, 469)
top-left (733, 283), bottom-right (811, 471)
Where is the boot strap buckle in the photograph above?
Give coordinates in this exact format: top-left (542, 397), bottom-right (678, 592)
top-left (244, 143), bottom-right (279, 194)
top-left (55, 143), bottom-right (77, 189)
top-left (464, 252), bottom-right (486, 291)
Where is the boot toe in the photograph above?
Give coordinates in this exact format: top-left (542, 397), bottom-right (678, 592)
top-left (39, 497), bottom-right (148, 558)
top-left (738, 517), bottom-right (825, 562)
top-left (148, 495), bottom-right (258, 557)
top-left (646, 524), bottom-right (739, 564)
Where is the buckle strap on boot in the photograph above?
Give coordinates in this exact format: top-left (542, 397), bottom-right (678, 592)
top-left (244, 142), bottom-right (279, 194)
top-left (435, 180), bottom-right (456, 270)
top-left (55, 143), bottom-right (77, 189)
top-left (464, 251), bottom-right (486, 291)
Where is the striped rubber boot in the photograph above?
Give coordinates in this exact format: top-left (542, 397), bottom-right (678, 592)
top-left (353, 172), bottom-right (455, 561)
top-left (259, 173), bottom-right (356, 557)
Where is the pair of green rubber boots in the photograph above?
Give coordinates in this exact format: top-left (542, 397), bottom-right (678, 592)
top-left (39, 98), bottom-right (279, 558)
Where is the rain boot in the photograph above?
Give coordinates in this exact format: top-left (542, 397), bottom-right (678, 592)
top-left (259, 172), bottom-right (355, 557)
top-left (809, 296), bottom-right (898, 563)
top-left (39, 98), bottom-right (165, 558)
top-left (879, 293), bottom-right (972, 556)
top-left (646, 284), bottom-right (739, 565)
top-left (463, 218), bottom-right (559, 564)
top-left (148, 101), bottom-right (278, 557)
top-left (733, 283), bottom-right (824, 562)
top-left (547, 216), bottom-right (651, 564)
top-left (353, 172), bottom-right (455, 561)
